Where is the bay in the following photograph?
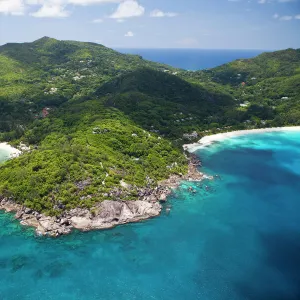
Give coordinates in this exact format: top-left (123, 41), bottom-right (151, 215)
top-left (116, 49), bottom-right (265, 70)
top-left (1, 131), bottom-right (300, 299)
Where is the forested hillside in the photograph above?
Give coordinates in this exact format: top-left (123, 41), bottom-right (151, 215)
top-left (183, 48), bottom-right (300, 127)
top-left (0, 37), bottom-right (299, 215)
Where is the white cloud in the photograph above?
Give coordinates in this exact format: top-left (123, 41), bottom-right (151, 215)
top-left (279, 15), bottom-right (293, 20)
top-left (110, 0), bottom-right (144, 19)
top-left (68, 0), bottom-right (119, 5)
top-left (31, 3), bottom-right (70, 17)
top-left (150, 9), bottom-right (178, 18)
top-left (92, 18), bottom-right (103, 23)
top-left (25, 0), bottom-right (45, 4)
top-left (273, 13), bottom-right (279, 18)
top-left (1, 0), bottom-right (122, 17)
top-left (295, 14), bottom-right (300, 19)
top-left (26, 0), bottom-right (120, 4)
top-left (124, 31), bottom-right (134, 37)
top-left (0, 0), bottom-right (25, 15)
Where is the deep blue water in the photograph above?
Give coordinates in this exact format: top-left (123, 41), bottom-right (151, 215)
top-left (1, 131), bottom-right (300, 300)
top-left (116, 49), bottom-right (265, 70)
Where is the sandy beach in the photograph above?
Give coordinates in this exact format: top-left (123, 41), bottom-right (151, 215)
top-left (183, 126), bottom-right (300, 153)
top-left (0, 142), bottom-right (21, 159)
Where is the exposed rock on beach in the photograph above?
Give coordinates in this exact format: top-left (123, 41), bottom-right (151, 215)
top-left (0, 154), bottom-right (205, 237)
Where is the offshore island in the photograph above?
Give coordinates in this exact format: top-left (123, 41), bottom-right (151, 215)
top-left (0, 37), bottom-right (299, 236)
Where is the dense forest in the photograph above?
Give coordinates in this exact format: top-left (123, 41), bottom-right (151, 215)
top-left (0, 37), bottom-right (299, 215)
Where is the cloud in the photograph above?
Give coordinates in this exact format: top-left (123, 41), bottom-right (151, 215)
top-left (0, 0), bottom-right (144, 19)
top-left (92, 18), bottom-right (103, 23)
top-left (279, 15), bottom-right (293, 20)
top-left (31, 3), bottom-right (70, 18)
top-left (150, 9), bottom-right (178, 18)
top-left (0, 0), bottom-right (25, 15)
top-left (27, 0), bottom-right (120, 4)
top-left (2, 0), bottom-right (121, 17)
top-left (273, 13), bottom-right (300, 20)
top-left (68, 0), bottom-right (120, 6)
top-left (25, 0), bottom-right (44, 4)
top-left (110, 0), bottom-right (144, 19)
top-left (124, 31), bottom-right (134, 37)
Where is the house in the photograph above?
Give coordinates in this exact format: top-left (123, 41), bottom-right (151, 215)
top-left (42, 108), bottom-right (50, 118)
top-left (183, 131), bottom-right (198, 140)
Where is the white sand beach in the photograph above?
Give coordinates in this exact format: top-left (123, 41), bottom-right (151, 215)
top-left (0, 142), bottom-right (21, 160)
top-left (183, 126), bottom-right (300, 153)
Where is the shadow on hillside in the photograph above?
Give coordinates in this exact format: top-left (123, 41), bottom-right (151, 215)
top-left (95, 68), bottom-right (234, 137)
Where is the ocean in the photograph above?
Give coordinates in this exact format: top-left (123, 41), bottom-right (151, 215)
top-left (116, 49), bottom-right (265, 70)
top-left (1, 130), bottom-right (300, 300)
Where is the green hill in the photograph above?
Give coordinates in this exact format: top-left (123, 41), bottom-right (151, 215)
top-left (0, 37), bottom-right (299, 215)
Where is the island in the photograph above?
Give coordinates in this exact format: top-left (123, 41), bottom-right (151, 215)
top-left (0, 37), bottom-right (299, 236)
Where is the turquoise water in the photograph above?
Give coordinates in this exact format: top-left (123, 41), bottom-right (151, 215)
top-left (0, 147), bottom-right (11, 163)
top-left (1, 131), bottom-right (300, 300)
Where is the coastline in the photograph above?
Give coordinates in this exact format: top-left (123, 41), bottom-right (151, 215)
top-left (0, 142), bottom-right (21, 159)
top-left (183, 126), bottom-right (300, 152)
top-left (0, 154), bottom-right (205, 237)
top-left (2, 126), bottom-right (300, 237)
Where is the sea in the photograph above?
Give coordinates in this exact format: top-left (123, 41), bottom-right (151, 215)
top-left (1, 130), bottom-right (300, 300)
top-left (116, 49), bottom-right (265, 70)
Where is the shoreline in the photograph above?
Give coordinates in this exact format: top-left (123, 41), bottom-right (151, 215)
top-left (0, 155), bottom-right (206, 237)
top-left (2, 126), bottom-right (300, 237)
top-left (183, 126), bottom-right (300, 152)
top-left (0, 142), bottom-right (22, 159)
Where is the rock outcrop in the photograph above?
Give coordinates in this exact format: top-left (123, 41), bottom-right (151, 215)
top-left (0, 197), bottom-right (162, 237)
top-left (0, 153), bottom-right (206, 237)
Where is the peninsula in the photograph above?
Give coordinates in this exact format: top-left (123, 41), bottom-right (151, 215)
top-left (0, 38), bottom-right (299, 236)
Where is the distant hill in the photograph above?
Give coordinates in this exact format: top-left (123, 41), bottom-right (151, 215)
top-left (183, 48), bottom-right (300, 126)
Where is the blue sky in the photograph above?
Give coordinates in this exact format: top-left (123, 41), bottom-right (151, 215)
top-left (0, 0), bottom-right (300, 49)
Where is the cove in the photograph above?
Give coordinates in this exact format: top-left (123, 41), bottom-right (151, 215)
top-left (1, 130), bottom-right (300, 300)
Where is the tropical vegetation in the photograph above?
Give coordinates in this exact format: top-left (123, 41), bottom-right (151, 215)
top-left (0, 37), bottom-right (299, 215)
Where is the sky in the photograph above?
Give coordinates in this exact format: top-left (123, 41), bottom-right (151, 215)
top-left (0, 0), bottom-right (300, 49)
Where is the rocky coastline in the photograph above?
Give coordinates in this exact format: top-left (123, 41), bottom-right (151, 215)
top-left (0, 155), bottom-right (206, 237)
